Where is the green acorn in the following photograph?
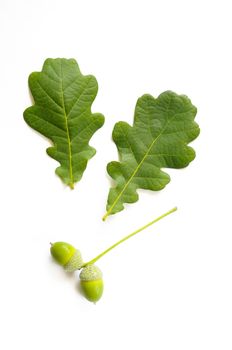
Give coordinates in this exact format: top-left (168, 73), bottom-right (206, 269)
top-left (50, 242), bottom-right (83, 272)
top-left (79, 265), bottom-right (104, 303)
top-left (50, 208), bottom-right (177, 302)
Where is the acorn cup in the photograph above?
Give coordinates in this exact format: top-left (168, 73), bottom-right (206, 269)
top-left (50, 242), bottom-right (83, 272)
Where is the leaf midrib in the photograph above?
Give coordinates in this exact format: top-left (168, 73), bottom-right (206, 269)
top-left (60, 61), bottom-right (74, 189)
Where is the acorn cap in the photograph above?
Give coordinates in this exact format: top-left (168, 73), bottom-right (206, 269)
top-left (64, 249), bottom-right (83, 272)
top-left (79, 265), bottom-right (103, 281)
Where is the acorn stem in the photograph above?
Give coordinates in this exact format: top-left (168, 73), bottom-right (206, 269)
top-left (82, 207), bottom-right (177, 267)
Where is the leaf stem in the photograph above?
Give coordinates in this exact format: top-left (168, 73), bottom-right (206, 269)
top-left (69, 182), bottom-right (74, 190)
top-left (102, 209), bottom-right (111, 221)
top-left (82, 207), bottom-right (177, 267)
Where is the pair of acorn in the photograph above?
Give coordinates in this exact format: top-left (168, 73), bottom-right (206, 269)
top-left (50, 242), bottom-right (103, 302)
top-left (50, 207), bottom-right (177, 303)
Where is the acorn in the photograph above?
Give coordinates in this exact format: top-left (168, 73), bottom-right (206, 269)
top-left (50, 242), bottom-right (83, 272)
top-left (79, 265), bottom-right (104, 303)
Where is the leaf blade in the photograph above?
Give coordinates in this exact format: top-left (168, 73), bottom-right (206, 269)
top-left (104, 91), bottom-right (200, 219)
top-left (24, 58), bottom-right (104, 188)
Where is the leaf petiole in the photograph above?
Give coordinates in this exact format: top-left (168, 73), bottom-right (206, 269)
top-left (69, 182), bottom-right (74, 190)
top-left (82, 207), bottom-right (177, 267)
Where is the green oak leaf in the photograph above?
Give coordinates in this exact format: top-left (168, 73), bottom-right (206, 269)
top-left (24, 58), bottom-right (104, 189)
top-left (103, 91), bottom-right (200, 219)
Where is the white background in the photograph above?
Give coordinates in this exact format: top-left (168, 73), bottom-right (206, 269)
top-left (1, 0), bottom-right (232, 349)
